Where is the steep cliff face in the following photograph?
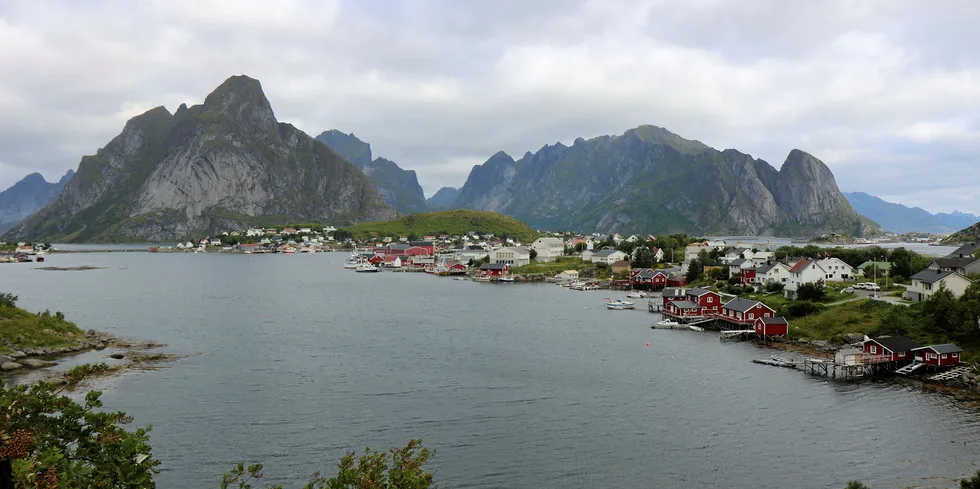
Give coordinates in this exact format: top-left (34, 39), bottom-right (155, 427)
top-left (6, 75), bottom-right (394, 242)
top-left (314, 131), bottom-right (426, 214)
top-left (452, 125), bottom-right (875, 236)
top-left (0, 170), bottom-right (74, 233)
top-left (425, 187), bottom-right (459, 210)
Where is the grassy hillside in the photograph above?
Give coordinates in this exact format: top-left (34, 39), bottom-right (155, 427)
top-left (942, 222), bottom-right (980, 245)
top-left (343, 210), bottom-right (540, 242)
top-left (0, 293), bottom-right (83, 353)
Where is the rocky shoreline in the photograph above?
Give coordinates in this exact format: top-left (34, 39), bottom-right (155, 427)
top-left (0, 329), bottom-right (178, 382)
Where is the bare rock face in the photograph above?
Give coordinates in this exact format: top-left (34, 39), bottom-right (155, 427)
top-left (6, 75), bottom-right (395, 242)
top-left (452, 125), bottom-right (876, 237)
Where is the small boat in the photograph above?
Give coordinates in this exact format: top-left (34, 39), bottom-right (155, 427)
top-left (605, 298), bottom-right (635, 310)
top-left (354, 263), bottom-right (380, 273)
top-left (656, 319), bottom-right (679, 326)
top-left (688, 325), bottom-right (705, 332)
top-left (626, 291), bottom-right (645, 299)
top-left (498, 276), bottom-right (516, 283)
top-left (343, 260), bottom-right (360, 269)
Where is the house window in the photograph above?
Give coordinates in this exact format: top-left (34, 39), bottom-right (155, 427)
top-left (870, 345), bottom-right (877, 354)
top-left (747, 313), bottom-right (754, 320)
top-left (941, 354), bottom-right (948, 359)
top-left (764, 313), bottom-right (770, 317)
top-left (952, 353), bottom-right (959, 358)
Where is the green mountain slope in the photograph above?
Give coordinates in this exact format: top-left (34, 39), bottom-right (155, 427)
top-left (342, 210), bottom-right (539, 242)
top-left (453, 125), bottom-right (876, 237)
top-left (942, 222), bottom-right (980, 245)
top-left (5, 76), bottom-right (394, 242)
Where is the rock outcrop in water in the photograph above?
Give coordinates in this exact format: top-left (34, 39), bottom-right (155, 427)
top-left (5, 76), bottom-right (395, 242)
top-left (451, 125), bottom-right (876, 236)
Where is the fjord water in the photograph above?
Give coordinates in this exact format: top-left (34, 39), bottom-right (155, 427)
top-left (4, 253), bottom-right (980, 489)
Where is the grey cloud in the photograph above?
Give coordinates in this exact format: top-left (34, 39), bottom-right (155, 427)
top-left (0, 0), bottom-right (978, 214)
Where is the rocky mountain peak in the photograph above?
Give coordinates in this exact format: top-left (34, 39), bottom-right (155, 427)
top-left (623, 124), bottom-right (710, 154)
top-left (201, 75), bottom-right (277, 135)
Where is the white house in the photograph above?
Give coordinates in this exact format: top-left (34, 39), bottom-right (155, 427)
top-left (755, 262), bottom-right (791, 285)
top-left (555, 270), bottom-right (579, 283)
top-left (685, 243), bottom-right (710, 262)
top-left (531, 237), bottom-right (565, 262)
top-left (490, 246), bottom-right (531, 266)
top-left (581, 250), bottom-right (594, 262)
top-left (749, 251), bottom-right (774, 266)
top-left (245, 228), bottom-right (264, 237)
top-left (651, 247), bottom-right (665, 263)
top-left (722, 248), bottom-right (750, 264)
top-left (591, 249), bottom-right (628, 266)
top-left (904, 269), bottom-right (974, 301)
top-left (815, 257), bottom-right (854, 282)
top-left (728, 258), bottom-right (755, 278)
top-left (785, 259), bottom-right (829, 297)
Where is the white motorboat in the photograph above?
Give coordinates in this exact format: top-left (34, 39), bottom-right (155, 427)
top-left (656, 319), bottom-right (679, 326)
top-left (498, 276), bottom-right (516, 283)
top-left (688, 325), bottom-right (705, 332)
top-left (605, 298), bottom-right (635, 310)
top-left (343, 260), bottom-right (360, 269)
top-left (355, 263), bottom-right (380, 273)
top-left (626, 291), bottom-right (646, 299)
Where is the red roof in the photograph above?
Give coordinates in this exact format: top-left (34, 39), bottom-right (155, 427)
top-left (383, 256), bottom-right (400, 263)
top-left (788, 259), bottom-right (815, 274)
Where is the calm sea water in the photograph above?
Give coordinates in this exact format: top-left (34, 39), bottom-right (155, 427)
top-left (3, 252), bottom-right (979, 488)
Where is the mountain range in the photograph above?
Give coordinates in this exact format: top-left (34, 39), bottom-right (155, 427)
top-left (315, 130), bottom-right (426, 214)
top-left (842, 192), bottom-right (979, 234)
top-left (0, 75), bottom-right (890, 241)
top-left (0, 170), bottom-right (74, 233)
top-left (448, 125), bottom-right (875, 236)
top-left (4, 75), bottom-right (394, 242)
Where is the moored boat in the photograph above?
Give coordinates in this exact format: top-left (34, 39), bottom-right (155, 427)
top-left (605, 298), bottom-right (635, 310)
top-left (688, 325), bottom-right (705, 332)
top-left (354, 263), bottom-right (380, 273)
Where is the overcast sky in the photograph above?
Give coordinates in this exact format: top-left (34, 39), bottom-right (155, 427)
top-left (1, 0), bottom-right (979, 214)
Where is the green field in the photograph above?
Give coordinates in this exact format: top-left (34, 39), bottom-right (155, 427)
top-left (0, 293), bottom-right (84, 353)
top-left (510, 257), bottom-right (591, 275)
top-left (342, 210), bottom-right (541, 242)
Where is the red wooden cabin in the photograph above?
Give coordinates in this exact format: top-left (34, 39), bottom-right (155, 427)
top-left (754, 316), bottom-right (788, 336)
top-left (863, 336), bottom-right (920, 363)
top-left (719, 298), bottom-right (775, 326)
top-left (911, 344), bottom-right (962, 367)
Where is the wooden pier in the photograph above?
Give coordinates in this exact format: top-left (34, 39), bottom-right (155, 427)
top-left (802, 349), bottom-right (895, 380)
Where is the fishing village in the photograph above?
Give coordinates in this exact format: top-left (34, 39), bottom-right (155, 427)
top-left (5, 218), bottom-right (980, 399)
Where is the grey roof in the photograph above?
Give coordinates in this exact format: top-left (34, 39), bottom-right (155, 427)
top-left (687, 287), bottom-right (715, 297)
top-left (732, 248), bottom-right (748, 255)
top-left (931, 257), bottom-right (979, 270)
top-left (914, 343), bottom-right (962, 354)
top-left (670, 300), bottom-right (702, 310)
top-left (480, 263), bottom-right (508, 270)
top-left (948, 242), bottom-right (980, 258)
top-left (722, 298), bottom-right (764, 313)
top-left (635, 268), bottom-right (664, 279)
top-left (592, 249), bottom-right (623, 258)
top-left (756, 263), bottom-right (779, 274)
top-left (757, 316), bottom-right (788, 325)
top-left (870, 336), bottom-right (920, 353)
top-left (662, 287), bottom-right (687, 298)
top-left (911, 269), bottom-right (962, 284)
top-left (386, 244), bottom-right (411, 251)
